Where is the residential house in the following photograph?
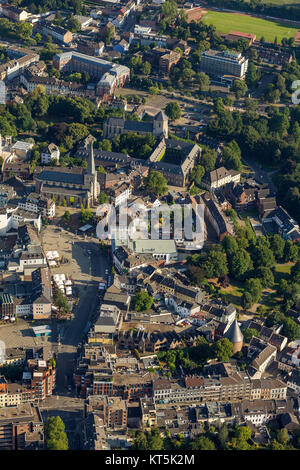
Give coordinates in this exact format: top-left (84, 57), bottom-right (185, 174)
top-left (40, 144), bottom-right (60, 164)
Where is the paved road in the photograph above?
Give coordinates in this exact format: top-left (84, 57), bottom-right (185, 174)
top-left (53, 239), bottom-right (110, 392)
top-left (41, 224), bottom-right (111, 393)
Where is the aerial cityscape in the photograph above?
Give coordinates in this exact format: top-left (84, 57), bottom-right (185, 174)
top-left (0, 0), bottom-right (300, 455)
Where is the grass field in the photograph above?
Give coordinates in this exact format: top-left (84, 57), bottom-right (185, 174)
top-left (202, 11), bottom-right (299, 42)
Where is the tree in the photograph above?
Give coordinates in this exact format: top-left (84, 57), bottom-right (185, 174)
top-left (148, 428), bottom-right (164, 450)
top-left (196, 72), bottom-right (210, 91)
top-left (271, 439), bottom-right (285, 450)
top-left (25, 86), bottom-right (49, 118)
top-left (133, 432), bottom-right (148, 450)
top-left (257, 266), bottom-right (274, 288)
top-left (246, 61), bottom-right (259, 88)
top-left (133, 290), bottom-right (153, 311)
top-left (165, 102), bottom-right (181, 120)
top-left (269, 110), bottom-right (289, 136)
top-left (63, 210), bottom-right (71, 222)
top-left (264, 84), bottom-right (280, 103)
top-left (53, 288), bottom-right (69, 313)
top-left (188, 264), bottom-right (205, 286)
top-left (284, 240), bottom-right (299, 262)
top-left (45, 416), bottom-right (68, 450)
top-left (103, 25), bottom-right (115, 45)
top-left (67, 72), bottom-right (82, 82)
top-left (231, 426), bottom-right (252, 450)
top-left (149, 86), bottom-right (158, 95)
top-left (98, 139), bottom-right (112, 151)
top-left (80, 206), bottom-right (93, 224)
top-left (241, 291), bottom-right (253, 309)
top-left (277, 428), bottom-right (289, 446)
top-left (228, 248), bottom-right (252, 281)
top-left (245, 278), bottom-right (262, 304)
top-left (190, 165), bottom-right (205, 186)
top-left (222, 140), bottom-right (242, 172)
top-left (15, 22), bottom-right (32, 40)
top-left (97, 166), bottom-right (106, 174)
top-left (212, 338), bottom-right (233, 362)
top-left (217, 424), bottom-right (229, 449)
top-left (277, 279), bottom-right (300, 307)
top-left (265, 309), bottom-right (284, 328)
top-left (230, 80), bottom-right (248, 99)
top-left (67, 15), bottom-right (81, 32)
top-left (201, 149), bottom-right (217, 172)
top-left (291, 260), bottom-right (300, 280)
top-left (253, 243), bottom-right (276, 268)
top-left (282, 317), bottom-right (300, 341)
top-left (161, 0), bottom-right (178, 23)
top-left (191, 436), bottom-right (216, 450)
top-left (222, 235), bottom-right (238, 255)
top-left (235, 426), bottom-right (252, 441)
top-left (142, 61), bottom-right (151, 75)
top-left (213, 97), bottom-right (225, 115)
top-left (203, 248), bottom-right (228, 278)
top-left (202, 248), bottom-right (228, 278)
top-left (98, 192), bottom-right (109, 204)
top-left (244, 328), bottom-right (259, 343)
top-left (0, 364), bottom-right (23, 382)
top-left (144, 171), bottom-right (168, 196)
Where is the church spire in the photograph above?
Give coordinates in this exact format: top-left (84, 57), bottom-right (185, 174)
top-left (86, 135), bottom-right (96, 175)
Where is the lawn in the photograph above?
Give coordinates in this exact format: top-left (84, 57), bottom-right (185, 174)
top-left (219, 282), bottom-right (244, 309)
top-left (216, 262), bottom-right (294, 312)
top-left (274, 262), bottom-right (293, 280)
top-left (202, 11), bottom-right (299, 42)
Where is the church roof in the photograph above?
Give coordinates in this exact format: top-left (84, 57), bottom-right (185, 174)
top-left (225, 319), bottom-right (243, 343)
top-left (154, 110), bottom-right (167, 121)
top-left (124, 120), bottom-right (153, 133)
top-left (37, 169), bottom-right (84, 185)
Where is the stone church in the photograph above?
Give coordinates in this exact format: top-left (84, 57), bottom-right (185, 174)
top-left (103, 110), bottom-right (168, 139)
top-left (35, 136), bottom-right (100, 208)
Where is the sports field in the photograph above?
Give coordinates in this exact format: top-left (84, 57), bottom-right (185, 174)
top-left (202, 11), bottom-right (299, 42)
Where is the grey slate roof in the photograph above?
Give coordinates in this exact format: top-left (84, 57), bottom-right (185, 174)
top-left (225, 319), bottom-right (243, 343)
top-left (37, 170), bottom-right (84, 185)
top-left (123, 120), bottom-right (153, 133)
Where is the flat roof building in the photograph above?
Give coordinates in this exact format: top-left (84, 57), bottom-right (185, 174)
top-left (200, 49), bottom-right (248, 78)
top-left (32, 325), bottom-right (51, 337)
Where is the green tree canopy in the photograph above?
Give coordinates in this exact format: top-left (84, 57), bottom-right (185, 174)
top-left (244, 328), bottom-right (259, 343)
top-left (133, 290), bottom-right (153, 311)
top-left (45, 416), bottom-right (68, 450)
top-left (165, 102), bottom-right (182, 120)
top-left (144, 171), bottom-right (168, 196)
top-left (212, 338), bottom-right (233, 362)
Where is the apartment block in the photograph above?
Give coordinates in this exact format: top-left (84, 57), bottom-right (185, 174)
top-left (200, 50), bottom-right (248, 78)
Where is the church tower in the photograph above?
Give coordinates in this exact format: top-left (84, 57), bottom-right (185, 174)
top-left (153, 110), bottom-right (168, 138)
top-left (84, 135), bottom-right (99, 206)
